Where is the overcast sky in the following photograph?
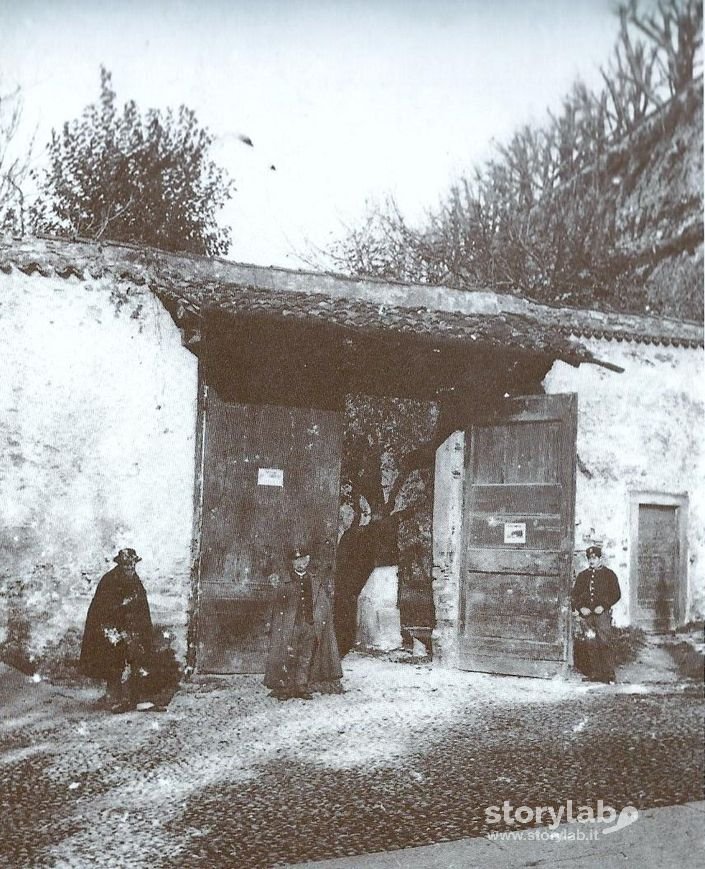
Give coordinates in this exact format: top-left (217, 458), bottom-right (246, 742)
top-left (2, 0), bottom-right (623, 268)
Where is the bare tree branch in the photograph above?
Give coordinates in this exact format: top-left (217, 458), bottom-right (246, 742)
top-left (0, 81), bottom-right (33, 235)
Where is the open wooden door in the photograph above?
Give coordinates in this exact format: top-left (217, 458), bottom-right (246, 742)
top-left (459, 394), bottom-right (577, 677)
top-left (197, 390), bottom-right (342, 673)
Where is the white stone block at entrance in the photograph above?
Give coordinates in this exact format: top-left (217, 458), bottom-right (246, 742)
top-left (357, 566), bottom-right (402, 651)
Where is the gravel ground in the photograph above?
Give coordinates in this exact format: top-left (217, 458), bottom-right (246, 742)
top-left (0, 655), bottom-right (702, 868)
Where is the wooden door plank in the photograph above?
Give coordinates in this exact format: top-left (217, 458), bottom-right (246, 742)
top-left (459, 654), bottom-right (567, 678)
top-left (464, 589), bottom-right (563, 616)
top-left (504, 423), bottom-right (560, 484)
top-left (472, 484), bottom-right (562, 514)
top-left (462, 614), bottom-right (563, 643)
top-left (464, 548), bottom-right (562, 574)
top-left (472, 426), bottom-right (507, 483)
top-left (459, 636), bottom-right (565, 660)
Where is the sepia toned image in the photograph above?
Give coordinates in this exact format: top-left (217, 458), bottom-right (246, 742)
top-left (1, 1), bottom-right (703, 867)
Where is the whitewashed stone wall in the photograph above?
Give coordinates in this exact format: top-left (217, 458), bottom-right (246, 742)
top-left (0, 270), bottom-right (198, 665)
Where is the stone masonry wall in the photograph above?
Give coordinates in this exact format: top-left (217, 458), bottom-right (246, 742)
top-left (544, 338), bottom-right (704, 625)
top-left (0, 269), bottom-right (198, 669)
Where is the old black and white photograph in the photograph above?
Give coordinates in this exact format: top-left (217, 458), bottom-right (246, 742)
top-left (1, 1), bottom-right (703, 866)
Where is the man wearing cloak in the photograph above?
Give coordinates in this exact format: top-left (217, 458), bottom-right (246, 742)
top-left (264, 544), bottom-right (343, 700)
top-left (80, 548), bottom-right (154, 712)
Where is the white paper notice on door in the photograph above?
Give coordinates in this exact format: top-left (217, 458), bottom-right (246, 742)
top-left (257, 467), bottom-right (284, 487)
top-left (504, 522), bottom-right (526, 544)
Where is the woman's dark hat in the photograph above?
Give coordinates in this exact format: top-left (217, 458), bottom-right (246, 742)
top-left (114, 548), bottom-right (142, 565)
top-left (586, 545), bottom-right (602, 558)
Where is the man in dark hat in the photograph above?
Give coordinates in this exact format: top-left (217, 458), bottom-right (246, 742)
top-left (572, 545), bottom-right (622, 683)
top-left (80, 548), bottom-right (154, 712)
top-left (264, 543), bottom-right (343, 700)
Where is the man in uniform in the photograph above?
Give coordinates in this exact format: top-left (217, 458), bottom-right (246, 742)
top-left (572, 544), bottom-right (622, 683)
top-left (264, 544), bottom-right (342, 700)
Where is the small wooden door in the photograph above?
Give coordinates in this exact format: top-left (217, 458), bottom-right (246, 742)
top-left (635, 504), bottom-right (680, 632)
top-left (459, 394), bottom-right (577, 677)
top-left (197, 390), bottom-right (342, 673)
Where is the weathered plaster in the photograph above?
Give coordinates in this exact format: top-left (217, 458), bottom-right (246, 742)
top-left (431, 431), bottom-right (464, 666)
top-left (0, 270), bottom-right (198, 665)
top-left (544, 338), bottom-right (705, 625)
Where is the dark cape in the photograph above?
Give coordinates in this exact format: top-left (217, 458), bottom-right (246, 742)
top-left (79, 566), bottom-right (154, 680)
top-left (264, 567), bottom-right (343, 691)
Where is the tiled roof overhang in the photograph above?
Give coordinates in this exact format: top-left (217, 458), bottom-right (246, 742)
top-left (2, 237), bottom-right (702, 364)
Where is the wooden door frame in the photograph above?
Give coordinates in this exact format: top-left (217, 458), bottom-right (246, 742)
top-left (186, 372), bottom-right (208, 674)
top-left (629, 491), bottom-right (689, 627)
top-left (563, 396), bottom-right (578, 670)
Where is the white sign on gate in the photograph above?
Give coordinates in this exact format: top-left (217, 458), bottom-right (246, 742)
top-left (257, 467), bottom-right (284, 487)
top-left (504, 522), bottom-right (526, 544)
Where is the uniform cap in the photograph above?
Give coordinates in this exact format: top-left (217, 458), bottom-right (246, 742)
top-left (288, 544), bottom-right (311, 560)
top-left (586, 545), bottom-right (602, 558)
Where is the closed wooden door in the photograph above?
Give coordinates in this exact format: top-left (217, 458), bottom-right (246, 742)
top-left (636, 504), bottom-right (679, 632)
top-left (197, 391), bottom-right (342, 673)
top-left (459, 394), bottom-right (577, 677)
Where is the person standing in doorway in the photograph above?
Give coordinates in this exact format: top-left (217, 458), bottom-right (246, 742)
top-left (333, 495), bottom-right (375, 658)
top-left (572, 544), bottom-right (622, 683)
top-left (264, 543), bottom-right (343, 700)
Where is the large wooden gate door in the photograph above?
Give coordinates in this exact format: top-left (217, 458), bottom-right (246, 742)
top-left (459, 394), bottom-right (577, 677)
top-left (197, 390), bottom-right (342, 673)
